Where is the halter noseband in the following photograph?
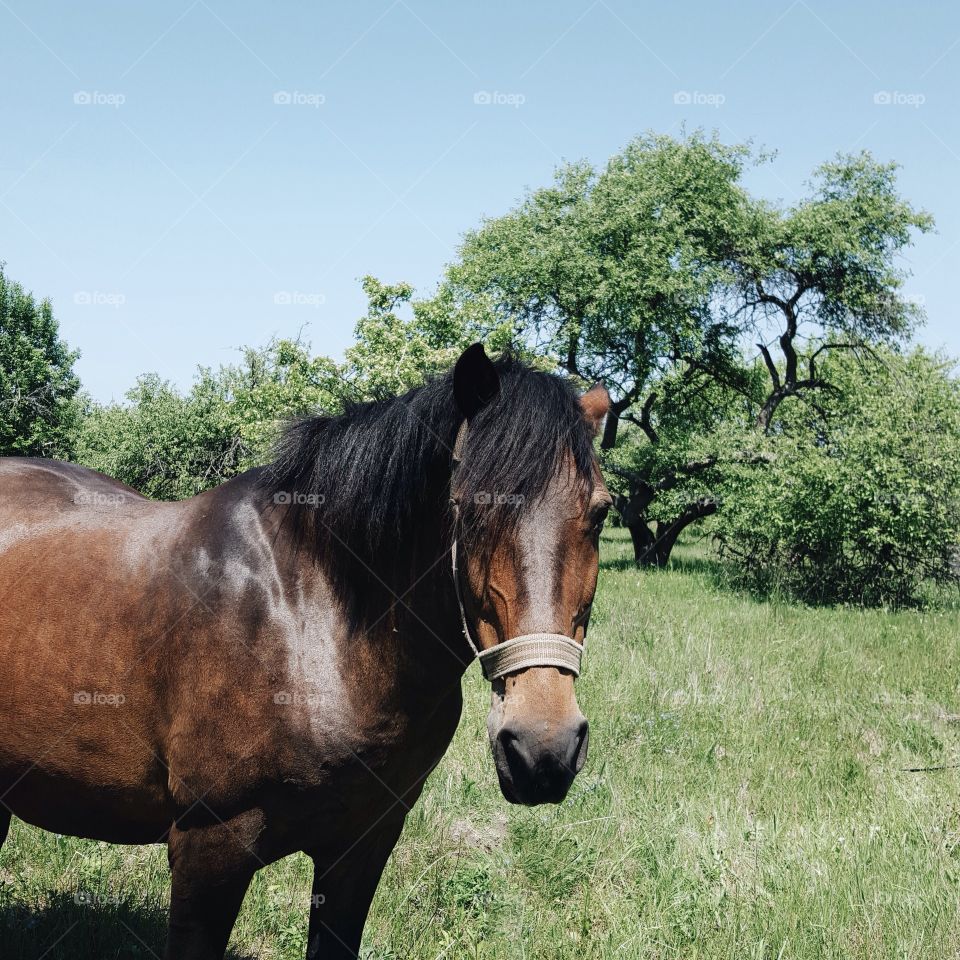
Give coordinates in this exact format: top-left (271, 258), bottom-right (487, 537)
top-left (449, 420), bottom-right (585, 682)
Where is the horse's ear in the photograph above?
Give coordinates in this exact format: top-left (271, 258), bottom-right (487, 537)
top-left (580, 383), bottom-right (610, 436)
top-left (453, 343), bottom-right (500, 419)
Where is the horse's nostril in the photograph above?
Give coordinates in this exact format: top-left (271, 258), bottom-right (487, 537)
top-left (498, 726), bottom-right (532, 770)
top-left (568, 718), bottom-right (589, 774)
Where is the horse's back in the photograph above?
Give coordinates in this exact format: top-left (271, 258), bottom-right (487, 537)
top-left (0, 456), bottom-right (145, 513)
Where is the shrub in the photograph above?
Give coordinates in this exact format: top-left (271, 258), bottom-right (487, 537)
top-left (716, 348), bottom-right (960, 607)
top-left (74, 340), bottom-right (341, 499)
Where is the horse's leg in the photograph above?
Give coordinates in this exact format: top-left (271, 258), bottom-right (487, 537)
top-left (305, 817), bottom-right (405, 959)
top-left (164, 818), bottom-right (260, 960)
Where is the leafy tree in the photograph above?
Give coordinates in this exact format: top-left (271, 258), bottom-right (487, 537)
top-left (729, 152), bottom-right (934, 432)
top-left (342, 276), bottom-right (522, 400)
top-left (341, 277), bottom-right (468, 399)
top-left (604, 363), bottom-right (767, 566)
top-left (0, 265), bottom-right (81, 458)
top-left (443, 132), bottom-right (761, 563)
top-left (716, 348), bottom-right (960, 607)
top-left (443, 137), bottom-right (934, 568)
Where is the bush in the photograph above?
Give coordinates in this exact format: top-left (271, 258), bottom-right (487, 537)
top-left (716, 348), bottom-right (960, 607)
top-left (74, 340), bottom-right (341, 499)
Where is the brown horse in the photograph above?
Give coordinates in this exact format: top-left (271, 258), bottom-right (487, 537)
top-left (0, 344), bottom-right (611, 959)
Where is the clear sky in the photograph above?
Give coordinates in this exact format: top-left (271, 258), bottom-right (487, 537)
top-left (1, 0), bottom-right (958, 402)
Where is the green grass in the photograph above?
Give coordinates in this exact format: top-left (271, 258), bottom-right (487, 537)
top-left (4, 527), bottom-right (960, 958)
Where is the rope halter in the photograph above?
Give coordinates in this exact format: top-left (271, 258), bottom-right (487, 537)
top-left (449, 420), bottom-right (585, 682)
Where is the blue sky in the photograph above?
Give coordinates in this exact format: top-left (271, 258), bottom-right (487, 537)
top-left (1, 0), bottom-right (958, 402)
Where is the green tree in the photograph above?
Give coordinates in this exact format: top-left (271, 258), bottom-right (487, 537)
top-left (342, 277), bottom-right (468, 399)
top-left (0, 265), bottom-right (81, 458)
top-left (343, 275), bottom-right (521, 400)
top-left (443, 137), bottom-right (934, 568)
top-left (443, 132), bottom-right (761, 563)
top-left (615, 151), bottom-right (934, 565)
top-left (730, 152), bottom-right (934, 433)
top-left (604, 361), bottom-right (767, 566)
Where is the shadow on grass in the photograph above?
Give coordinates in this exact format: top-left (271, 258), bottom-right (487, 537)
top-left (599, 538), bottom-right (801, 609)
top-left (0, 893), bottom-right (255, 960)
top-left (600, 527), bottom-right (960, 613)
top-left (600, 548), bottom-right (729, 581)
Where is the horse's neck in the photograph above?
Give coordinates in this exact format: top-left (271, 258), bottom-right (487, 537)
top-left (367, 516), bottom-right (473, 681)
top-left (289, 503), bottom-right (472, 691)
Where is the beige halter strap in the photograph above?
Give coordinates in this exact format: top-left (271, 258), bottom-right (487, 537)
top-left (449, 421), bottom-right (584, 682)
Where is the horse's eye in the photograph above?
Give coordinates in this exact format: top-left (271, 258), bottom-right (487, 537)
top-left (589, 503), bottom-right (610, 532)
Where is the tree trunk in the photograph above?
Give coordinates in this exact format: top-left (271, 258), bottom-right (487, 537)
top-left (651, 498), bottom-right (718, 566)
top-left (628, 519), bottom-right (658, 565)
top-left (628, 499), bottom-right (719, 568)
top-left (600, 398), bottom-right (633, 450)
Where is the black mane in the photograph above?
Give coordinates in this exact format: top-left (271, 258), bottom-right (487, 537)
top-left (261, 356), bottom-right (596, 622)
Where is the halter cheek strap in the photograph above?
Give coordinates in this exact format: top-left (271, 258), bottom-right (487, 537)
top-left (450, 421), bottom-right (585, 683)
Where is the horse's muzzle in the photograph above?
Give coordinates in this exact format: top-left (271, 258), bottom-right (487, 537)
top-left (493, 717), bottom-right (589, 805)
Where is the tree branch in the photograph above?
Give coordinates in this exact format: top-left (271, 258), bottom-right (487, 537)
top-left (639, 391), bottom-right (658, 445)
top-left (757, 343), bottom-right (781, 391)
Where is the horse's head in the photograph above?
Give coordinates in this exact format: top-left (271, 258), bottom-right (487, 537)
top-left (451, 345), bottom-right (611, 806)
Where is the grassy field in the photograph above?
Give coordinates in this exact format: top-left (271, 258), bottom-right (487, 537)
top-left (3, 527), bottom-right (960, 958)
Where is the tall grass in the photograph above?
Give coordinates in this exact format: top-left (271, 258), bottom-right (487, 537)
top-left (3, 528), bottom-right (960, 958)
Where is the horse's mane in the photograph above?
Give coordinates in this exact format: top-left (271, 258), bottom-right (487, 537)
top-left (260, 356), bottom-right (596, 622)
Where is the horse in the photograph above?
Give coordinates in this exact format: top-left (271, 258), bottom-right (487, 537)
top-left (0, 343), bottom-right (611, 959)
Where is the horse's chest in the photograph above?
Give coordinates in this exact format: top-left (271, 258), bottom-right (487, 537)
top-left (254, 589), bottom-right (465, 815)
